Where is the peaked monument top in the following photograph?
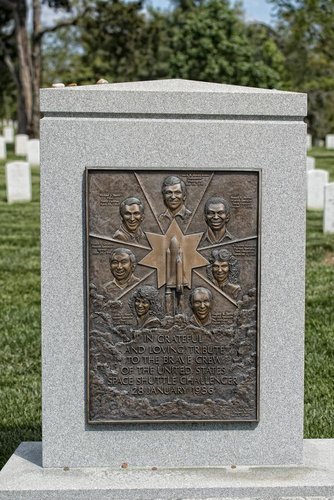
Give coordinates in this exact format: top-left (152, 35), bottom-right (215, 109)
top-left (40, 78), bottom-right (306, 117)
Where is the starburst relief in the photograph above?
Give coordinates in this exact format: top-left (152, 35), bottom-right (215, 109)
top-left (139, 219), bottom-right (208, 288)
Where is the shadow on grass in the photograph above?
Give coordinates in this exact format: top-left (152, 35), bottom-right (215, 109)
top-left (0, 424), bottom-right (41, 470)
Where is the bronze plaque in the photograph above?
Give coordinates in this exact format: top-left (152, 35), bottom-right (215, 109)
top-left (87, 169), bottom-right (260, 423)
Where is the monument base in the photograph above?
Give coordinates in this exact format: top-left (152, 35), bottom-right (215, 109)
top-left (0, 440), bottom-right (333, 499)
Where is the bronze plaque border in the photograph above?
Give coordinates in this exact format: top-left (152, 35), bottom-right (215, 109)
top-left (85, 167), bottom-right (261, 424)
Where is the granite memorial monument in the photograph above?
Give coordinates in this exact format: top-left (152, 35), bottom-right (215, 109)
top-left (1, 79), bottom-right (333, 498)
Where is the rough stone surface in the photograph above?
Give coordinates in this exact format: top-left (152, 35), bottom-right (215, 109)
top-left (0, 440), bottom-right (333, 499)
top-left (15, 134), bottom-right (28, 156)
top-left (324, 182), bottom-right (334, 233)
top-left (40, 79), bottom-right (307, 116)
top-left (307, 169), bottom-right (329, 209)
top-left (0, 136), bottom-right (6, 160)
top-left (40, 80), bottom-right (307, 468)
top-left (5, 161), bottom-right (31, 203)
top-left (27, 138), bottom-right (40, 165)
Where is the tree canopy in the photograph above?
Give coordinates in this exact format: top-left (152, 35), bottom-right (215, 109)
top-left (1, 0), bottom-right (334, 138)
top-left (72, 0), bottom-right (283, 88)
top-left (79, 0), bottom-right (170, 83)
top-left (269, 0), bottom-right (334, 136)
top-left (167, 0), bottom-right (283, 87)
top-left (0, 0), bottom-right (87, 136)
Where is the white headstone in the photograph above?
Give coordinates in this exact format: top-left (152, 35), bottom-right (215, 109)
top-left (306, 134), bottom-right (312, 149)
top-left (325, 134), bottom-right (334, 149)
top-left (0, 136), bottom-right (6, 160)
top-left (5, 161), bottom-right (32, 203)
top-left (27, 139), bottom-right (40, 165)
top-left (324, 183), bottom-right (334, 233)
top-left (3, 125), bottom-right (14, 144)
top-left (306, 156), bottom-right (315, 171)
top-left (3, 119), bottom-right (14, 127)
top-left (307, 169), bottom-right (329, 209)
top-left (15, 134), bottom-right (29, 156)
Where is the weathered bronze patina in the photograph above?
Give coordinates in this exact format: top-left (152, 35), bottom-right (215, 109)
top-left (87, 169), bottom-right (260, 423)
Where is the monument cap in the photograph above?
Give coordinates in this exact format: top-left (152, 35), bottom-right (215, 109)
top-left (41, 79), bottom-right (307, 116)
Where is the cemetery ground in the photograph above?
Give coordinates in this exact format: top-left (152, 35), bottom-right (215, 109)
top-left (0, 148), bottom-right (333, 470)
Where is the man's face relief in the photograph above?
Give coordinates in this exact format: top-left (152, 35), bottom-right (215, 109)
top-left (110, 252), bottom-right (134, 282)
top-left (163, 183), bottom-right (184, 213)
top-left (192, 290), bottom-right (212, 322)
top-left (122, 203), bottom-right (143, 232)
top-left (205, 203), bottom-right (229, 231)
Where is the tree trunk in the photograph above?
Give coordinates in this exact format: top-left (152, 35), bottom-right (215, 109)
top-left (1, 0), bottom-right (82, 137)
top-left (17, 79), bottom-right (28, 133)
top-left (32, 0), bottom-right (41, 137)
top-left (14, 0), bottom-right (33, 136)
top-left (0, 36), bottom-right (27, 133)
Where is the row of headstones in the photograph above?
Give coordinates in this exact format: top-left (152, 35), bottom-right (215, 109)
top-left (1, 119), bottom-right (17, 136)
top-left (0, 121), bottom-right (18, 147)
top-left (307, 156), bottom-right (334, 233)
top-left (0, 131), bottom-right (40, 165)
top-left (307, 134), bottom-right (334, 149)
top-left (1, 122), bottom-right (36, 203)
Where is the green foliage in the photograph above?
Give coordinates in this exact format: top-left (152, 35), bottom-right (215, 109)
top-left (80, 0), bottom-right (145, 82)
top-left (79, 0), bottom-right (171, 83)
top-left (269, 0), bottom-right (334, 137)
top-left (245, 23), bottom-right (284, 85)
top-left (159, 0), bottom-right (284, 87)
top-left (42, 27), bottom-right (84, 86)
top-left (43, 0), bottom-right (284, 88)
top-left (3, 0), bottom-right (334, 138)
top-left (308, 91), bottom-right (334, 140)
top-left (0, 75), bottom-right (16, 122)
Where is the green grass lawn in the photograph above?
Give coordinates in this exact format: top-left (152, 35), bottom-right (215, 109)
top-left (0, 147), bottom-right (333, 469)
top-left (310, 147), bottom-right (334, 178)
top-left (304, 148), bottom-right (334, 438)
top-left (0, 146), bottom-right (41, 470)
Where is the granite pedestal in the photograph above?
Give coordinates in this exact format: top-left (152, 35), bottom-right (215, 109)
top-left (0, 440), bottom-right (333, 499)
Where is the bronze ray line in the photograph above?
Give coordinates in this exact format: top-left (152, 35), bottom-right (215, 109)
top-left (184, 172), bottom-right (214, 233)
top-left (198, 235), bottom-right (258, 252)
top-left (193, 270), bottom-right (238, 307)
top-left (116, 270), bottom-right (156, 300)
top-left (91, 177), bottom-right (104, 192)
top-left (89, 233), bottom-right (151, 251)
top-left (133, 172), bottom-right (164, 234)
